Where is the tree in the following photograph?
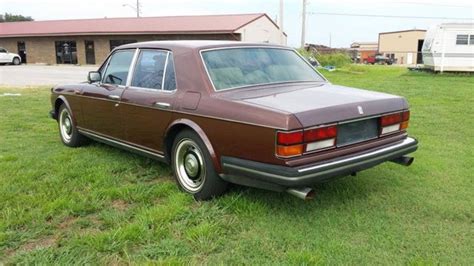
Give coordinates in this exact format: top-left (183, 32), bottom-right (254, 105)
top-left (0, 13), bottom-right (34, 22)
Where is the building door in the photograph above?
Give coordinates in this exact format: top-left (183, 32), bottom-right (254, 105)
top-left (85, 40), bottom-right (95, 64)
top-left (17, 41), bottom-right (27, 63)
top-left (417, 39), bottom-right (424, 64)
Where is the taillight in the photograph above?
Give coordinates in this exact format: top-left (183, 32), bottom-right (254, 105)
top-left (276, 125), bottom-right (337, 158)
top-left (304, 126), bottom-right (337, 142)
top-left (277, 131), bottom-right (303, 145)
top-left (304, 126), bottom-right (337, 152)
top-left (380, 110), bottom-right (410, 135)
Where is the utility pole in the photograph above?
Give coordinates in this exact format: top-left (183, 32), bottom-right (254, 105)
top-left (279, 0), bottom-right (285, 45)
top-left (301, 0), bottom-right (307, 48)
top-left (279, 0), bottom-right (284, 29)
top-left (123, 0), bottom-right (141, 18)
top-left (136, 0), bottom-right (140, 18)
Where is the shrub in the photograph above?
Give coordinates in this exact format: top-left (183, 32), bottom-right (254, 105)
top-left (296, 49), bottom-right (352, 68)
top-left (316, 53), bottom-right (352, 67)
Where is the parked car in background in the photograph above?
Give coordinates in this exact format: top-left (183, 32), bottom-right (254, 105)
top-left (50, 41), bottom-right (418, 200)
top-left (364, 54), bottom-right (394, 65)
top-left (0, 47), bottom-right (21, 65)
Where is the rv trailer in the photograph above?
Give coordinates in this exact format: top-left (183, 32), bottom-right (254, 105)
top-left (422, 23), bottom-right (474, 72)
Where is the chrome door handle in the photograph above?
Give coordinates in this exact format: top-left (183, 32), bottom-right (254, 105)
top-left (108, 95), bottom-right (121, 100)
top-left (154, 102), bottom-right (171, 109)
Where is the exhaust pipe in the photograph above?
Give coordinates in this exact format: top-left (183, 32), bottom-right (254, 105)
top-left (286, 187), bottom-right (315, 200)
top-left (390, 156), bottom-right (414, 166)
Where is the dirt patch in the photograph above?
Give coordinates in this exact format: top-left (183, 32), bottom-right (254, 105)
top-left (58, 216), bottom-right (79, 229)
top-left (111, 199), bottom-right (129, 211)
top-left (21, 236), bottom-right (56, 252)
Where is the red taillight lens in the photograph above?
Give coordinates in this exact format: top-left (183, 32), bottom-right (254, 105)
top-left (402, 110), bottom-right (410, 121)
top-left (380, 113), bottom-right (402, 127)
top-left (304, 126), bottom-right (337, 142)
top-left (277, 131), bottom-right (303, 145)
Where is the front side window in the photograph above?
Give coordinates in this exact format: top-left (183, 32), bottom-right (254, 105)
top-left (102, 50), bottom-right (135, 86)
top-left (456, 35), bottom-right (469, 45)
top-left (0, 48), bottom-right (6, 53)
top-left (201, 47), bottom-right (325, 91)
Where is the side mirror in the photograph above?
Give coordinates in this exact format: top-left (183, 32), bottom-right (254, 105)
top-left (88, 71), bottom-right (101, 83)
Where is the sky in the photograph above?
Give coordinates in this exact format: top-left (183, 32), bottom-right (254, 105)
top-left (1, 0), bottom-right (473, 47)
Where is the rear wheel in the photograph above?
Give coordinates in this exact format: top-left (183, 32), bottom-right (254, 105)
top-left (58, 104), bottom-right (87, 147)
top-left (12, 57), bottom-right (20, 65)
top-left (171, 130), bottom-right (228, 200)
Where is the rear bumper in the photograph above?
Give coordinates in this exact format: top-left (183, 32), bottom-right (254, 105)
top-left (220, 137), bottom-right (418, 189)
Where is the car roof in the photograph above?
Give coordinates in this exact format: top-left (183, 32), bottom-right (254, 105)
top-left (118, 40), bottom-right (288, 51)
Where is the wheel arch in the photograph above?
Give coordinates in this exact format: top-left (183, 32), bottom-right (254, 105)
top-left (54, 96), bottom-right (76, 124)
top-left (12, 56), bottom-right (21, 64)
top-left (164, 119), bottom-right (221, 172)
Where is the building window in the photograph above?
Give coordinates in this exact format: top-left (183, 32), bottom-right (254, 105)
top-left (456, 35), bottom-right (468, 45)
top-left (470, 35), bottom-right (474, 45)
top-left (55, 41), bottom-right (77, 64)
top-left (109, 40), bottom-right (137, 51)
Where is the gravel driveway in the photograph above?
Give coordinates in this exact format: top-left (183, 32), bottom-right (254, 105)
top-left (0, 65), bottom-right (98, 87)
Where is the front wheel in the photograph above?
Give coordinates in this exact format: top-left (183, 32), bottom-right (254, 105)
top-left (58, 104), bottom-right (87, 147)
top-left (12, 57), bottom-right (20, 65)
top-left (171, 130), bottom-right (228, 200)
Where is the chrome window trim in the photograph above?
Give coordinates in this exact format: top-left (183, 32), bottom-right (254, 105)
top-left (125, 48), bottom-right (140, 87)
top-left (199, 46), bottom-right (328, 92)
top-left (161, 52), bottom-right (170, 90)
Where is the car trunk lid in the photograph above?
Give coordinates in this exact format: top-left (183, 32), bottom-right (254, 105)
top-left (227, 82), bottom-right (408, 127)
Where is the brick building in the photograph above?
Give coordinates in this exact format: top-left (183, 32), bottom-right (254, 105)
top-left (350, 42), bottom-right (378, 63)
top-left (0, 13), bottom-right (286, 65)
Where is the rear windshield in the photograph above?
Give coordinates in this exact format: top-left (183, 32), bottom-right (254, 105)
top-left (201, 47), bottom-right (325, 91)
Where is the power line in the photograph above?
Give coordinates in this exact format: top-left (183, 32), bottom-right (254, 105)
top-left (394, 1), bottom-right (472, 8)
top-left (308, 12), bottom-right (474, 20)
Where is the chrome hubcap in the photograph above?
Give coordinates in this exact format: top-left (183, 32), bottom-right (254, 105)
top-left (175, 139), bottom-right (205, 192)
top-left (60, 109), bottom-right (73, 142)
top-left (184, 153), bottom-right (200, 179)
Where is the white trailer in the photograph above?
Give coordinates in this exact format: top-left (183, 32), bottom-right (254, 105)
top-left (422, 23), bottom-right (474, 72)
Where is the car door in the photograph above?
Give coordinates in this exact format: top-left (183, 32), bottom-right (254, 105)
top-left (120, 49), bottom-right (177, 153)
top-left (0, 48), bottom-right (8, 63)
top-left (80, 49), bottom-right (137, 140)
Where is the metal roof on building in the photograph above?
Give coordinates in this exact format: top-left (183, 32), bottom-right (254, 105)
top-left (0, 13), bottom-right (274, 38)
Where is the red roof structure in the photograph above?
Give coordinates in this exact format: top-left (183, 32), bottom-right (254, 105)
top-left (0, 13), bottom-right (275, 38)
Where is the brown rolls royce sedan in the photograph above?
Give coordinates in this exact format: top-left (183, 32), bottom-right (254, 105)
top-left (50, 41), bottom-right (418, 200)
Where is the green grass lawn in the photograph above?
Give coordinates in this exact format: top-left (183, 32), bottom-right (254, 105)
top-left (1, 66), bottom-right (473, 264)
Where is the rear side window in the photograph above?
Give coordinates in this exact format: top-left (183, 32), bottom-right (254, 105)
top-left (102, 50), bottom-right (135, 85)
top-left (131, 50), bottom-right (168, 90)
top-left (131, 49), bottom-right (177, 91)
